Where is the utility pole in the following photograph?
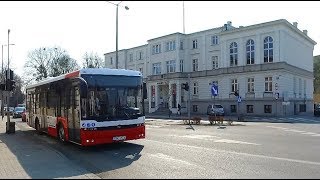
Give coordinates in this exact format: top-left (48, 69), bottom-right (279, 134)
top-left (188, 73), bottom-right (191, 124)
top-left (6, 29), bottom-right (10, 133)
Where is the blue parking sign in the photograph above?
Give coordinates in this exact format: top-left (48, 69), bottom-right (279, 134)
top-left (211, 84), bottom-right (218, 96)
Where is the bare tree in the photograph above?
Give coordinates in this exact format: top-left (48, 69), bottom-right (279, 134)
top-left (24, 47), bottom-right (51, 82)
top-left (23, 46), bottom-right (80, 85)
top-left (50, 47), bottom-right (80, 77)
top-left (82, 52), bottom-right (103, 68)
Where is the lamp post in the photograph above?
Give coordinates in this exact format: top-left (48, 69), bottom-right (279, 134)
top-left (107, 1), bottom-right (129, 69)
top-left (6, 29), bottom-right (14, 133)
top-left (1, 43), bottom-right (15, 121)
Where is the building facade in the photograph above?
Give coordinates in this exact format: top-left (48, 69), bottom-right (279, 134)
top-left (104, 19), bottom-right (316, 117)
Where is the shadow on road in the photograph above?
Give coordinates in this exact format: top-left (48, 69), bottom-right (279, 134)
top-left (0, 128), bottom-right (91, 179)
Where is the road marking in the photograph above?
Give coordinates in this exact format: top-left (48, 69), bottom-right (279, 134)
top-left (174, 134), bottom-right (260, 145)
top-left (311, 134), bottom-right (320, 137)
top-left (145, 139), bottom-right (320, 166)
top-left (301, 132), bottom-right (318, 135)
top-left (214, 139), bottom-right (260, 145)
top-left (284, 129), bottom-right (306, 133)
top-left (180, 134), bottom-right (219, 139)
top-left (146, 125), bottom-right (162, 128)
top-left (149, 153), bottom-right (195, 166)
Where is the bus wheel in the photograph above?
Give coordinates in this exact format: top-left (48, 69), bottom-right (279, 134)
top-left (58, 125), bottom-right (66, 142)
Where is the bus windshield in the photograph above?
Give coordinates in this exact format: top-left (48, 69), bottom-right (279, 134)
top-left (81, 75), bottom-right (143, 121)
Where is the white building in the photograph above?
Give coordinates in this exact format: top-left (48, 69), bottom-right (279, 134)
top-left (104, 19), bottom-right (316, 117)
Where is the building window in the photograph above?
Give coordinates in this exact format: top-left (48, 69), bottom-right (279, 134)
top-left (264, 36), bottom-right (273, 63)
top-left (180, 41), bottom-right (184, 50)
top-left (231, 79), bottom-right (238, 92)
top-left (193, 82), bottom-right (198, 95)
top-left (192, 39), bottom-right (198, 49)
top-left (129, 53), bottom-right (133, 62)
top-left (293, 77), bottom-right (296, 96)
top-left (192, 59), bottom-right (198, 71)
top-left (264, 105), bottom-right (272, 113)
top-left (247, 78), bottom-right (254, 92)
top-left (230, 42), bottom-right (238, 66)
top-left (246, 39), bottom-right (255, 64)
top-left (179, 59), bottom-right (184, 72)
top-left (231, 105), bottom-right (237, 113)
top-left (110, 57), bottom-right (113, 65)
top-left (247, 105), bottom-right (254, 113)
top-left (211, 35), bottom-right (218, 45)
top-left (212, 56), bottom-right (218, 69)
top-left (138, 51), bottom-right (143, 60)
top-left (299, 104), bottom-right (306, 112)
top-left (152, 44), bottom-right (161, 54)
top-left (166, 60), bottom-right (176, 73)
top-left (166, 40), bottom-right (176, 51)
top-left (265, 77), bottom-right (273, 92)
top-left (193, 105), bottom-right (198, 112)
top-left (152, 63), bottom-right (161, 75)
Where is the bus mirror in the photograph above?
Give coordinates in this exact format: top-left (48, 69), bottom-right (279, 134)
top-left (80, 81), bottom-right (88, 98)
top-left (143, 82), bottom-right (147, 99)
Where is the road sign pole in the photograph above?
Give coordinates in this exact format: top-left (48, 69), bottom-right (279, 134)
top-left (188, 73), bottom-right (191, 125)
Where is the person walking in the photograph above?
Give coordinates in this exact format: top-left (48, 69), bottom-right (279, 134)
top-left (178, 104), bottom-right (181, 116)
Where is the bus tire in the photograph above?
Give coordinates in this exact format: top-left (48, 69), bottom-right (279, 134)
top-left (58, 124), bottom-right (66, 142)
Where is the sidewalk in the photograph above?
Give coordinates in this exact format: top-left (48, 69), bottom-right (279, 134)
top-left (0, 118), bottom-right (100, 179)
top-left (145, 113), bottom-right (318, 122)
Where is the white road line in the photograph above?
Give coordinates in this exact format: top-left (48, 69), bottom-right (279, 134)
top-left (144, 139), bottom-right (320, 166)
top-left (214, 139), bottom-right (260, 145)
top-left (311, 134), bottom-right (320, 137)
top-left (301, 132), bottom-right (318, 135)
top-left (149, 153), bottom-right (195, 166)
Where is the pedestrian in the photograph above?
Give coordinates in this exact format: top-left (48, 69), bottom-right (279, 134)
top-left (168, 109), bottom-right (172, 118)
top-left (178, 104), bottom-right (181, 116)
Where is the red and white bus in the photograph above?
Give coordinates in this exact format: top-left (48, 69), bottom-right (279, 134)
top-left (25, 68), bottom-right (146, 146)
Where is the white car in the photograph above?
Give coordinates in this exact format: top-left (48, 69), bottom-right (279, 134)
top-left (207, 104), bottom-right (225, 116)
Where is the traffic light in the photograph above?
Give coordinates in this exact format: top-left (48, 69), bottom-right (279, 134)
top-left (234, 90), bottom-right (239, 97)
top-left (5, 79), bottom-right (15, 91)
top-left (5, 69), bottom-right (14, 80)
top-left (0, 83), bottom-right (5, 91)
top-left (182, 83), bottom-right (189, 91)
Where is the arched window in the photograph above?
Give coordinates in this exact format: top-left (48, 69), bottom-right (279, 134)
top-left (246, 39), bottom-right (255, 64)
top-left (230, 42), bottom-right (238, 66)
top-left (264, 36), bottom-right (273, 63)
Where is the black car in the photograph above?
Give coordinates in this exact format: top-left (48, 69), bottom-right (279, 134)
top-left (13, 107), bottom-right (26, 118)
top-left (314, 104), bottom-right (320, 116)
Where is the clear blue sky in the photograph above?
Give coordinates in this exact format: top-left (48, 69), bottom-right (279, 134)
top-left (1, 1), bottom-right (319, 77)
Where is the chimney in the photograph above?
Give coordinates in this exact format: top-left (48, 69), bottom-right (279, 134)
top-left (303, 30), bottom-right (308, 35)
top-left (293, 22), bottom-right (298, 27)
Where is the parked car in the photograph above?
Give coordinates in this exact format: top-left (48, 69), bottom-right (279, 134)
top-left (207, 104), bottom-right (225, 116)
top-left (4, 107), bottom-right (14, 116)
top-left (314, 104), bottom-right (320, 116)
top-left (12, 107), bottom-right (26, 119)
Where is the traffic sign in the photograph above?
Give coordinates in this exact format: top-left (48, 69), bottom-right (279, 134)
top-left (211, 83), bottom-right (218, 96)
top-left (237, 96), bottom-right (242, 103)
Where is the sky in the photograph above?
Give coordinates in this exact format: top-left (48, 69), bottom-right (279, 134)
top-left (1, 1), bottom-right (320, 77)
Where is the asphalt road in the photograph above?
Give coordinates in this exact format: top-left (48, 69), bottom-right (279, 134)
top-left (13, 118), bottom-right (320, 179)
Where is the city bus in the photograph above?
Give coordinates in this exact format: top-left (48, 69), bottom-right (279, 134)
top-left (25, 68), bottom-right (146, 146)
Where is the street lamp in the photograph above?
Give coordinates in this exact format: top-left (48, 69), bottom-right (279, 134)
top-left (1, 43), bottom-right (15, 122)
top-left (1, 44), bottom-right (15, 79)
top-left (107, 1), bottom-right (129, 69)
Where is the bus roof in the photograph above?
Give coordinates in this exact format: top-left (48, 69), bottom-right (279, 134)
top-left (26, 68), bottom-right (142, 89)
